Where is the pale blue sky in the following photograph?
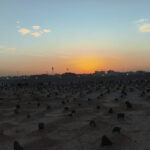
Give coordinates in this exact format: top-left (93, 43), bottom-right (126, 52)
top-left (0, 0), bottom-right (150, 75)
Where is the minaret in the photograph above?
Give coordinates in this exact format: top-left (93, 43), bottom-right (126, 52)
top-left (51, 66), bottom-right (54, 74)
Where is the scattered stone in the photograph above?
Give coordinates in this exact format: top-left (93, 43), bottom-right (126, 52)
top-left (96, 105), bottom-right (100, 110)
top-left (101, 135), bottom-right (112, 147)
top-left (112, 127), bottom-right (121, 133)
top-left (64, 107), bottom-right (69, 111)
top-left (0, 129), bottom-right (4, 135)
top-left (89, 120), bottom-right (96, 127)
top-left (14, 141), bottom-right (23, 150)
top-left (68, 113), bottom-right (73, 117)
top-left (38, 122), bottom-right (45, 130)
top-left (108, 108), bottom-right (113, 114)
top-left (62, 101), bottom-right (65, 105)
top-left (16, 104), bottom-right (20, 109)
top-left (27, 114), bottom-right (31, 119)
top-left (37, 102), bottom-right (40, 107)
top-left (47, 105), bottom-right (51, 110)
top-left (125, 101), bottom-right (132, 109)
top-left (117, 113), bottom-right (125, 119)
top-left (114, 98), bottom-right (119, 101)
top-left (14, 109), bottom-right (19, 114)
top-left (72, 110), bottom-right (76, 113)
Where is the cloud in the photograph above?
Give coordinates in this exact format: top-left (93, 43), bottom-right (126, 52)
top-left (0, 45), bottom-right (4, 49)
top-left (7, 48), bottom-right (16, 51)
top-left (24, 53), bottom-right (48, 57)
top-left (16, 20), bottom-right (20, 24)
top-left (31, 32), bottom-right (41, 37)
top-left (16, 26), bottom-right (20, 28)
top-left (17, 23), bottom-right (51, 37)
top-left (139, 24), bottom-right (150, 32)
top-left (32, 25), bottom-right (40, 30)
top-left (18, 28), bottom-right (30, 35)
top-left (135, 18), bottom-right (149, 24)
top-left (135, 18), bottom-right (150, 33)
top-left (0, 45), bottom-right (16, 51)
top-left (43, 29), bottom-right (51, 33)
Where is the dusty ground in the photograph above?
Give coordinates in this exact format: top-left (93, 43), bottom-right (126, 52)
top-left (0, 82), bottom-right (150, 150)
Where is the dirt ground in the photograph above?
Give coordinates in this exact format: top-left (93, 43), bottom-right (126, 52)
top-left (0, 82), bottom-right (150, 150)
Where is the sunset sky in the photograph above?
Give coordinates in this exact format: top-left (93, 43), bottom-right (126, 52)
top-left (0, 0), bottom-right (150, 75)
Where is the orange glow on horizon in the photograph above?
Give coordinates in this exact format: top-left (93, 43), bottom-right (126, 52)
top-left (1, 52), bottom-right (149, 76)
top-left (70, 55), bottom-right (105, 73)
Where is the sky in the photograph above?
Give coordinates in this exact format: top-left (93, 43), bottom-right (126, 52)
top-left (0, 0), bottom-right (150, 75)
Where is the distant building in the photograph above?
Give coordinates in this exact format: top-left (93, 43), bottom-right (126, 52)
top-left (107, 70), bottom-right (121, 76)
top-left (94, 71), bottom-right (105, 76)
top-left (136, 71), bottom-right (146, 75)
top-left (107, 70), bottom-right (116, 76)
top-left (61, 72), bottom-right (77, 78)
